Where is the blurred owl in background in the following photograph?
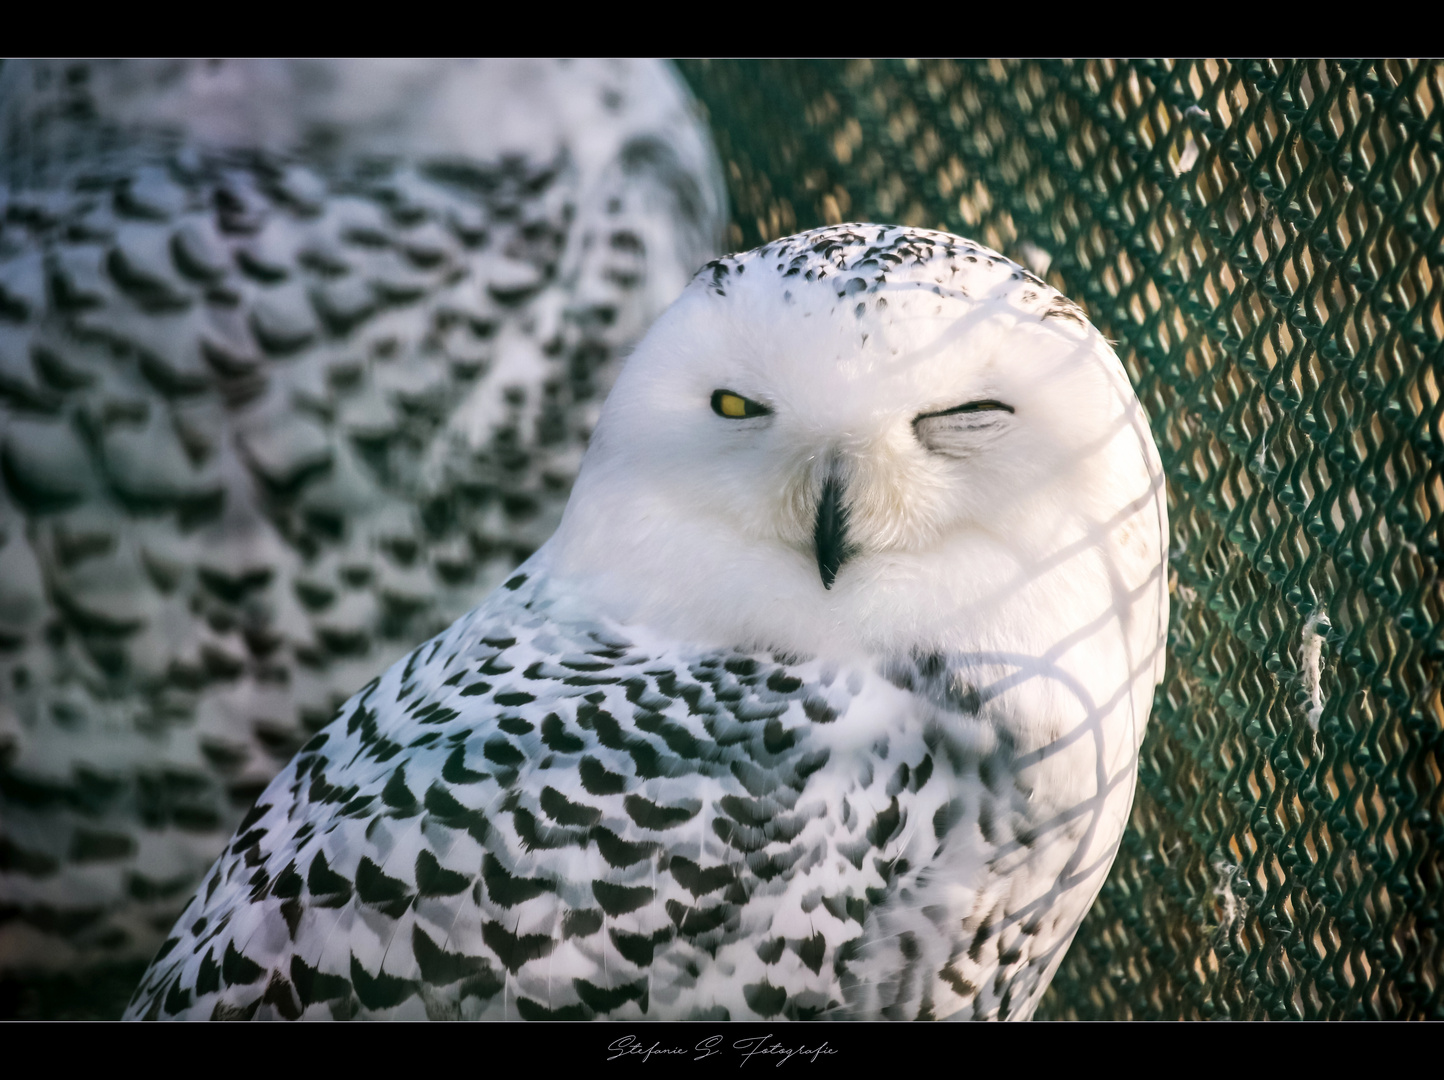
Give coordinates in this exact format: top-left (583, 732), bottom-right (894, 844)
top-left (0, 58), bottom-right (725, 1014)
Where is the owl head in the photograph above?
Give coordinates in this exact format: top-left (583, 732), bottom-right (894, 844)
top-left (548, 225), bottom-right (1166, 661)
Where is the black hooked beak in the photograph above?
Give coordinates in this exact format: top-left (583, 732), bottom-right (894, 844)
top-left (813, 470), bottom-right (854, 590)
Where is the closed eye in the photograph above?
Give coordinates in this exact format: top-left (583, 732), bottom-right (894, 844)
top-left (711, 389), bottom-right (773, 419)
top-left (912, 399), bottom-right (1014, 456)
top-left (914, 399), bottom-right (1014, 422)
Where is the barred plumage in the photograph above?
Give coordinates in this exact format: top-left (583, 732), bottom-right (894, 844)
top-left (126, 223), bottom-right (1168, 1020)
top-left (0, 59), bottom-right (723, 990)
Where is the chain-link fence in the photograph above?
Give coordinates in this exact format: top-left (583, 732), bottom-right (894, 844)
top-left (679, 58), bottom-right (1443, 1020)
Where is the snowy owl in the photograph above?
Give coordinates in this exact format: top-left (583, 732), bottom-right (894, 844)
top-left (0, 59), bottom-right (723, 1006)
top-left (124, 223), bottom-right (1168, 1021)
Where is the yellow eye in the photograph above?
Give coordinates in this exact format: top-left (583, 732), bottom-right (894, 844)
top-left (711, 389), bottom-right (772, 419)
top-left (719, 393), bottom-right (748, 417)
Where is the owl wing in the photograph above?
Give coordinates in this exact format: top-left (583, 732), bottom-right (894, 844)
top-left (124, 565), bottom-right (990, 1021)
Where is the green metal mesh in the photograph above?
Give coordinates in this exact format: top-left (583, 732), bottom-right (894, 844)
top-left (677, 59), bottom-right (1443, 1020)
